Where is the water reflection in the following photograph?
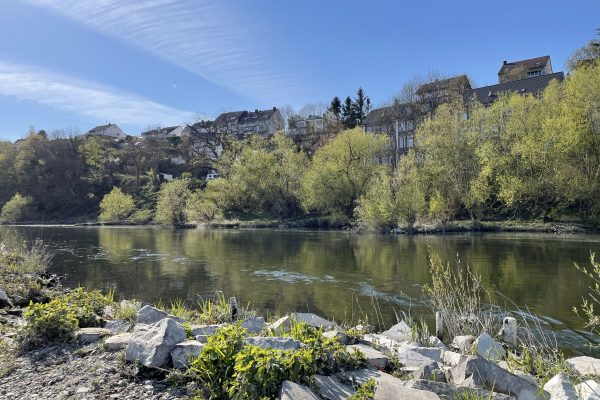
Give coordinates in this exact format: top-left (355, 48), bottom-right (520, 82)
top-left (1, 226), bottom-right (599, 353)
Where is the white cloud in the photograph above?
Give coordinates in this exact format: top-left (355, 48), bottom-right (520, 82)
top-left (22, 0), bottom-right (301, 103)
top-left (0, 61), bottom-right (193, 126)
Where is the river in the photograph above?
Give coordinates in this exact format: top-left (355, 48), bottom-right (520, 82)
top-left (1, 225), bottom-right (599, 354)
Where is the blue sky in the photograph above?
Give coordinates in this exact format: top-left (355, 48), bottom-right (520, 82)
top-left (0, 0), bottom-right (598, 140)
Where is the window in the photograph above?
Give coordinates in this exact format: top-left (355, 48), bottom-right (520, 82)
top-left (406, 120), bottom-right (414, 130)
top-left (407, 137), bottom-right (414, 147)
top-left (527, 70), bottom-right (543, 77)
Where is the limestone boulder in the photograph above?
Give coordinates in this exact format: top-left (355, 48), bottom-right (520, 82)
top-left (405, 379), bottom-right (514, 400)
top-left (323, 329), bottom-right (350, 345)
top-left (291, 313), bottom-right (337, 330)
top-left (450, 335), bottom-right (476, 353)
top-left (314, 375), bottom-right (356, 400)
top-left (379, 321), bottom-right (412, 343)
top-left (347, 344), bottom-right (388, 369)
top-left (104, 320), bottom-right (132, 334)
top-left (542, 373), bottom-right (577, 400)
top-left (348, 369), bottom-right (441, 399)
top-left (576, 380), bottom-right (600, 400)
top-left (411, 361), bottom-right (448, 383)
top-left (135, 305), bottom-right (182, 325)
top-left (170, 340), bottom-right (204, 369)
top-left (566, 356), bottom-right (600, 376)
top-left (76, 327), bottom-right (111, 344)
top-left (451, 356), bottom-right (546, 400)
top-left (240, 317), bottom-right (266, 333)
top-left (270, 316), bottom-right (292, 334)
top-left (104, 332), bottom-right (132, 351)
top-left (474, 332), bottom-right (506, 362)
top-left (125, 318), bottom-right (186, 368)
top-left (279, 381), bottom-right (320, 400)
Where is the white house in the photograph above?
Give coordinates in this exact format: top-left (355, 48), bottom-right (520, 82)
top-left (87, 123), bottom-right (126, 138)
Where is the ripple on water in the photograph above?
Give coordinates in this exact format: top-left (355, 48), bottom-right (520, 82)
top-left (252, 270), bottom-right (337, 284)
top-left (357, 282), bottom-right (414, 306)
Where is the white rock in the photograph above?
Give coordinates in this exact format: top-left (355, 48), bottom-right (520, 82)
top-left (566, 356), bottom-right (600, 376)
top-left (76, 327), bottom-right (111, 344)
top-left (450, 335), bottom-right (476, 353)
top-left (279, 381), bottom-right (320, 400)
top-left (125, 318), bottom-right (186, 368)
top-left (474, 332), bottom-right (506, 362)
top-left (136, 305), bottom-right (182, 325)
top-left (240, 317), bottom-right (266, 333)
top-left (347, 344), bottom-right (389, 369)
top-left (104, 320), bottom-right (132, 334)
top-left (406, 379), bottom-right (514, 400)
top-left (451, 356), bottom-right (546, 400)
top-left (104, 332), bottom-right (132, 351)
top-left (244, 336), bottom-right (301, 350)
top-left (291, 313), bottom-right (337, 329)
top-left (576, 380), bottom-right (600, 400)
top-left (270, 316), bottom-right (292, 333)
top-left (379, 321), bottom-right (412, 343)
top-left (428, 336), bottom-right (448, 350)
top-left (361, 333), bottom-right (405, 352)
top-left (314, 375), bottom-right (356, 400)
top-left (348, 369), bottom-right (441, 399)
top-left (543, 373), bottom-right (577, 400)
top-left (170, 340), bottom-right (204, 369)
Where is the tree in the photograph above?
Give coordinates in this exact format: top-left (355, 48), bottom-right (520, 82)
top-left (154, 178), bottom-right (192, 225)
top-left (568, 30), bottom-right (600, 70)
top-left (341, 96), bottom-right (355, 128)
top-left (302, 128), bottom-right (388, 217)
top-left (99, 187), bottom-right (135, 222)
top-left (328, 97), bottom-right (342, 119)
top-left (0, 193), bottom-right (32, 222)
top-left (353, 87), bottom-right (371, 126)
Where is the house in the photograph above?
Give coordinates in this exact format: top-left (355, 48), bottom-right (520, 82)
top-left (288, 114), bottom-right (327, 136)
top-left (468, 72), bottom-right (564, 106)
top-left (213, 108), bottom-right (284, 137)
top-left (87, 123), bottom-right (125, 138)
top-left (498, 56), bottom-right (553, 83)
top-left (416, 75), bottom-right (472, 113)
top-left (140, 125), bottom-right (184, 139)
top-left (206, 170), bottom-right (219, 180)
top-left (363, 102), bottom-right (417, 162)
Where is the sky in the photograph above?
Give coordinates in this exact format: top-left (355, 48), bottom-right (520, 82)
top-left (0, 0), bottom-right (598, 140)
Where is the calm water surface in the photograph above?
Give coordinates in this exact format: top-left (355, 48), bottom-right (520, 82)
top-left (1, 226), bottom-right (599, 353)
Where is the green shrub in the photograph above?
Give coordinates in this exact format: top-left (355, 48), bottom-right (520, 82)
top-left (348, 378), bottom-right (377, 400)
top-left (0, 193), bottom-right (32, 223)
top-left (21, 287), bottom-right (113, 345)
top-left (22, 297), bottom-right (79, 344)
top-left (189, 325), bottom-right (247, 399)
top-left (231, 346), bottom-right (316, 399)
top-left (99, 187), bottom-right (135, 222)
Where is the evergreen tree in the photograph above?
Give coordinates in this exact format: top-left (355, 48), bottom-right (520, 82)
top-left (341, 96), bottom-right (355, 128)
top-left (353, 87), bottom-right (371, 126)
top-left (328, 96), bottom-right (342, 119)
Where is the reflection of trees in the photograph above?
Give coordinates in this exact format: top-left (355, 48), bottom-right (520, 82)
top-left (4, 226), bottom-right (598, 330)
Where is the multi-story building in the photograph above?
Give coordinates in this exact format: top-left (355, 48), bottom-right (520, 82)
top-left (213, 107), bottom-right (284, 138)
top-left (497, 56), bottom-right (553, 83)
top-left (87, 123), bottom-right (125, 138)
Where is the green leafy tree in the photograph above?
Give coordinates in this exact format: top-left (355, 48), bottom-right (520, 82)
top-left (302, 128), bottom-right (387, 218)
top-left (99, 187), bottom-right (135, 222)
top-left (154, 178), bottom-right (192, 225)
top-left (0, 193), bottom-right (32, 222)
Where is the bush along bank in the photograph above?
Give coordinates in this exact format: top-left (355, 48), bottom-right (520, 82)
top-left (1, 287), bottom-right (600, 400)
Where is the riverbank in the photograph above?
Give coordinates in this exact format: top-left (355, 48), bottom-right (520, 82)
top-left (1, 241), bottom-right (600, 399)
top-left (2, 218), bottom-right (597, 235)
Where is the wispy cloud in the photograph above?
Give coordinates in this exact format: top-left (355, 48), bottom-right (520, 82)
top-left (22, 0), bottom-right (301, 103)
top-left (0, 61), bottom-right (193, 126)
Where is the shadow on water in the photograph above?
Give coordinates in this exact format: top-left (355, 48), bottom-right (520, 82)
top-left (1, 225), bottom-right (600, 354)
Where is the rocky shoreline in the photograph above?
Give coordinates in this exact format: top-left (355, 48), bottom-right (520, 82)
top-left (1, 294), bottom-right (600, 399)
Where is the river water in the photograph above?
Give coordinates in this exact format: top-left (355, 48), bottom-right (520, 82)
top-left (1, 225), bottom-right (599, 354)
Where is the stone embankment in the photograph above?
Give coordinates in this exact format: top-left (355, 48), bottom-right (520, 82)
top-left (2, 298), bottom-right (600, 399)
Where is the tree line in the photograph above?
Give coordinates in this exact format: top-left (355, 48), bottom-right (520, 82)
top-left (1, 39), bottom-right (599, 228)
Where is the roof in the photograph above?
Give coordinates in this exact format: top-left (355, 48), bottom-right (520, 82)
top-left (468, 72), bottom-right (564, 105)
top-left (417, 75), bottom-right (471, 95)
top-left (238, 108), bottom-right (279, 125)
top-left (498, 56), bottom-right (550, 76)
top-left (214, 111), bottom-right (246, 125)
top-left (88, 123), bottom-right (114, 133)
top-left (363, 102), bottom-right (414, 126)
